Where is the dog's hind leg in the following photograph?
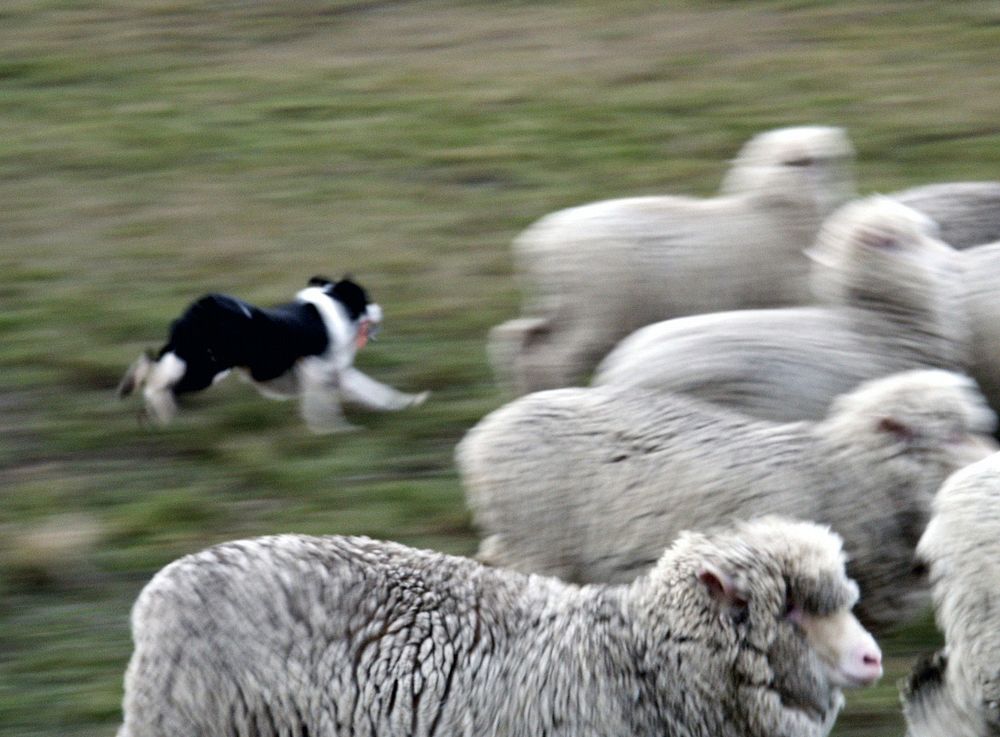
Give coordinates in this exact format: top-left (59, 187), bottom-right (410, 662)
top-left (117, 352), bottom-right (155, 398)
top-left (142, 352), bottom-right (186, 425)
top-left (339, 367), bottom-right (429, 411)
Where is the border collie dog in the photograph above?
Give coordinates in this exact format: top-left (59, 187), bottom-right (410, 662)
top-left (117, 276), bottom-right (428, 432)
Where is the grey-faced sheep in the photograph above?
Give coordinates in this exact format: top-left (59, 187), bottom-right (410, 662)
top-left (893, 181), bottom-right (1000, 249)
top-left (901, 451), bottom-right (1000, 737)
top-left (489, 125), bottom-right (857, 395)
top-left (592, 195), bottom-right (968, 423)
top-left (458, 370), bottom-right (996, 632)
top-left (117, 517), bottom-right (881, 737)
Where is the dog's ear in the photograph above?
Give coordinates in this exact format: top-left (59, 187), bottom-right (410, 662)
top-left (330, 278), bottom-right (371, 321)
top-left (308, 275), bottom-right (334, 288)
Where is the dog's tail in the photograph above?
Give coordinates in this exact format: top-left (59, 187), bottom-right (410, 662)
top-left (116, 351), bottom-right (155, 399)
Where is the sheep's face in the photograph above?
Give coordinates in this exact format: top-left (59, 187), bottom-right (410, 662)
top-left (682, 518), bottom-right (881, 732)
top-left (824, 370), bottom-right (997, 500)
top-left (765, 560), bottom-right (880, 699)
top-left (720, 126), bottom-right (856, 216)
top-left (783, 602), bottom-right (882, 688)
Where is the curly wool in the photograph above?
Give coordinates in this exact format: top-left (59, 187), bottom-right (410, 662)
top-left (902, 452), bottom-right (1000, 737)
top-left (893, 181), bottom-right (1000, 249)
top-left (118, 518), bottom-right (861, 737)
top-left (957, 241), bottom-right (1000, 435)
top-left (592, 196), bottom-right (969, 423)
top-left (489, 125), bottom-right (856, 395)
top-left (488, 125), bottom-right (999, 398)
top-left (459, 369), bottom-right (995, 632)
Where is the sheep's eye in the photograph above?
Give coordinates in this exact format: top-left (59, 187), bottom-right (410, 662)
top-left (872, 235), bottom-right (899, 250)
top-left (912, 560), bottom-right (929, 579)
top-left (878, 416), bottom-right (914, 441)
top-left (945, 428), bottom-right (967, 445)
top-left (783, 597), bottom-right (803, 624)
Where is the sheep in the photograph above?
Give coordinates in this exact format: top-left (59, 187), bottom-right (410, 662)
top-left (892, 181), bottom-right (1000, 249)
top-left (116, 517), bottom-right (882, 737)
top-left (458, 369), bottom-right (997, 632)
top-left (488, 125), bottom-right (857, 394)
top-left (959, 240), bottom-right (1000, 430)
top-left (901, 451), bottom-right (1000, 737)
top-left (592, 195), bottom-right (969, 423)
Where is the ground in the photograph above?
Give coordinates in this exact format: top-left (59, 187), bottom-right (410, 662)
top-left (3, 2), bottom-right (1000, 735)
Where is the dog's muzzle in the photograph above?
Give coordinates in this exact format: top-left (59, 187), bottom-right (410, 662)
top-left (357, 303), bottom-right (383, 348)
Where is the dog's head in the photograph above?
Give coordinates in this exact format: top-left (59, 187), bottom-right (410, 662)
top-left (308, 275), bottom-right (383, 344)
top-left (308, 275), bottom-right (368, 320)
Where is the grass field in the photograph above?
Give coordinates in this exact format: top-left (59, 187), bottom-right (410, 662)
top-left (3, 1), bottom-right (1000, 735)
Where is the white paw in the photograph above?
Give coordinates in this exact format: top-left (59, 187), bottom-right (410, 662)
top-left (307, 421), bottom-right (362, 435)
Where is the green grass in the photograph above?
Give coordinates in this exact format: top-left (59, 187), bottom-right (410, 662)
top-left (3, 1), bottom-right (1000, 734)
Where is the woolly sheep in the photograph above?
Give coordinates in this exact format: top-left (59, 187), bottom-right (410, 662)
top-left (489, 125), bottom-right (857, 394)
top-left (960, 240), bottom-right (1000, 428)
top-left (893, 181), bottom-right (1000, 249)
top-left (592, 195), bottom-right (968, 423)
top-left (901, 451), bottom-right (1000, 736)
top-left (117, 518), bottom-right (882, 737)
top-left (458, 370), bottom-right (997, 632)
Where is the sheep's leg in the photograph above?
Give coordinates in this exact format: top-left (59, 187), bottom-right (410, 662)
top-left (339, 368), bottom-right (428, 411)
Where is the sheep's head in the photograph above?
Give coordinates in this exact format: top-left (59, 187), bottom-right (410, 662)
top-left (904, 453), bottom-right (1000, 736)
top-left (651, 517), bottom-right (880, 736)
top-left (814, 371), bottom-right (994, 631)
top-left (807, 195), bottom-right (962, 314)
top-left (720, 125), bottom-right (856, 217)
top-left (823, 370), bottom-right (996, 503)
top-left (916, 452), bottom-right (1000, 658)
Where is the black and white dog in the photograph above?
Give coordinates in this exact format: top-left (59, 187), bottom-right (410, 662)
top-left (117, 276), bottom-right (428, 432)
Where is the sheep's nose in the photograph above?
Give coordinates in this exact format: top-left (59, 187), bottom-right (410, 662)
top-left (852, 646), bottom-right (883, 686)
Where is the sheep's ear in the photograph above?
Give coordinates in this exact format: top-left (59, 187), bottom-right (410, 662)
top-left (698, 564), bottom-right (748, 609)
top-left (877, 415), bottom-right (914, 442)
top-left (803, 246), bottom-right (824, 265)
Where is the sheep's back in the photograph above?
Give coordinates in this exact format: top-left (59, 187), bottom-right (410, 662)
top-left (514, 194), bottom-right (814, 323)
top-left (459, 386), bottom-right (820, 583)
top-left (124, 535), bottom-right (566, 737)
top-left (592, 307), bottom-right (907, 422)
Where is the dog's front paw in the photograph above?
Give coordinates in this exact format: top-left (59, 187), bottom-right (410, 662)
top-left (306, 419), bottom-right (363, 435)
top-left (410, 391), bottom-right (430, 407)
